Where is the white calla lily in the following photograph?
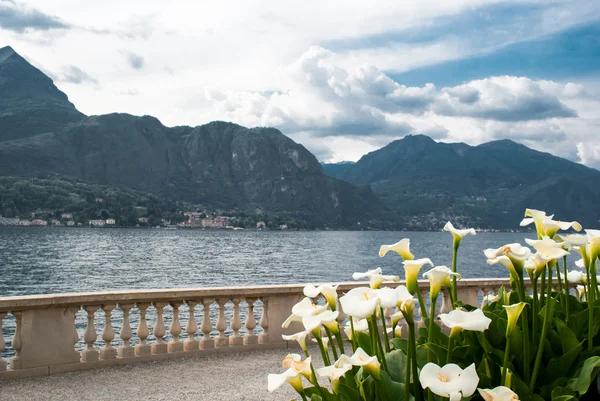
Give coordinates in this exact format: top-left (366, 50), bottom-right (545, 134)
top-left (339, 287), bottom-right (380, 319)
top-left (577, 285), bottom-right (586, 301)
top-left (302, 310), bottom-right (339, 336)
top-left (564, 234), bottom-right (589, 248)
top-left (375, 287), bottom-right (398, 308)
top-left (482, 293), bottom-right (500, 307)
top-left (403, 258), bottom-right (434, 294)
top-left (524, 252), bottom-right (552, 279)
top-left (567, 270), bottom-right (586, 284)
top-left (282, 331), bottom-right (309, 351)
top-left (267, 368), bottom-right (304, 393)
top-left (419, 362), bottom-right (479, 401)
top-left (575, 258), bottom-right (585, 268)
top-left (478, 386), bottom-right (519, 401)
top-left (444, 221), bottom-right (476, 244)
top-left (525, 236), bottom-right (569, 260)
top-left (315, 363), bottom-right (352, 394)
top-left (282, 297), bottom-right (328, 328)
top-left (521, 208), bottom-right (549, 238)
top-left (504, 302), bottom-right (526, 337)
top-left (587, 229), bottom-right (600, 263)
top-left (344, 317), bottom-right (368, 339)
top-left (542, 218), bottom-right (582, 238)
top-left (352, 267), bottom-right (399, 289)
top-left (346, 347), bottom-right (381, 379)
top-left (282, 353), bottom-right (312, 377)
top-left (423, 265), bottom-right (460, 300)
top-left (439, 308), bottom-right (492, 335)
top-left (303, 284), bottom-right (339, 309)
top-left (379, 238), bottom-right (414, 260)
top-left (311, 336), bottom-right (329, 351)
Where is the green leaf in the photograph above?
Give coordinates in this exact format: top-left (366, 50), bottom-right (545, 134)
top-left (568, 356), bottom-right (600, 394)
top-left (543, 340), bottom-right (583, 384)
top-left (338, 383), bottom-right (362, 401)
top-left (309, 394), bottom-right (323, 401)
top-left (419, 342), bottom-right (447, 366)
top-left (385, 349), bottom-right (408, 383)
top-left (380, 371), bottom-right (406, 401)
top-left (391, 338), bottom-right (408, 353)
top-left (356, 332), bottom-right (373, 356)
top-left (551, 386), bottom-right (576, 401)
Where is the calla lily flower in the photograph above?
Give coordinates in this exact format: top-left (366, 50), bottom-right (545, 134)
top-left (311, 336), bottom-right (329, 351)
top-left (352, 267), bottom-right (399, 289)
top-left (542, 218), bottom-right (582, 238)
top-left (423, 266), bottom-right (460, 300)
top-left (420, 362), bottom-right (479, 401)
top-left (567, 270), bottom-right (586, 284)
top-left (504, 302), bottom-right (526, 337)
top-left (343, 317), bottom-right (368, 339)
top-left (379, 238), bottom-right (414, 260)
top-left (346, 347), bottom-right (381, 379)
top-left (390, 310), bottom-right (404, 327)
top-left (521, 208), bottom-right (550, 238)
top-left (525, 237), bottom-right (569, 260)
top-left (282, 331), bottom-right (309, 351)
top-left (587, 229), bottom-right (600, 263)
top-left (302, 310), bottom-right (339, 337)
top-left (439, 308), bottom-right (492, 337)
top-left (315, 363), bottom-right (352, 394)
top-left (575, 259), bottom-right (585, 268)
top-left (482, 293), bottom-right (500, 307)
top-left (487, 255), bottom-right (519, 279)
top-left (303, 284), bottom-right (339, 310)
top-left (478, 386), bottom-right (519, 401)
top-left (444, 221), bottom-right (476, 245)
top-left (564, 234), bottom-right (589, 248)
top-left (396, 285), bottom-right (414, 307)
top-left (268, 354), bottom-right (312, 393)
top-left (282, 297), bottom-right (328, 328)
top-left (387, 324), bottom-right (403, 337)
top-left (403, 258), bottom-right (434, 294)
top-left (339, 287), bottom-right (380, 319)
top-left (524, 252), bottom-right (552, 280)
top-left (375, 287), bottom-right (399, 308)
top-left (485, 244), bottom-right (531, 277)
top-left (577, 285), bottom-right (585, 301)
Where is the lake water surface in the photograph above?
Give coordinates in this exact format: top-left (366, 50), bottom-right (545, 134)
top-left (0, 227), bottom-right (535, 296)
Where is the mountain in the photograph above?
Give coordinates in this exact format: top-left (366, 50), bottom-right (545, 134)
top-left (0, 46), bottom-right (85, 142)
top-left (321, 161), bottom-right (355, 178)
top-left (0, 47), bottom-right (385, 227)
top-left (331, 135), bottom-right (600, 228)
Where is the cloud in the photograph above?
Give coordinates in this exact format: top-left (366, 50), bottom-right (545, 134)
top-left (433, 77), bottom-right (578, 121)
top-left (577, 142), bottom-right (600, 169)
top-left (122, 51), bottom-right (144, 70)
top-left (56, 65), bottom-right (98, 85)
top-left (0, 1), bottom-right (70, 33)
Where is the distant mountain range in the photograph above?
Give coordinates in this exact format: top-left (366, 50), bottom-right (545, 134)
top-left (323, 135), bottom-right (600, 228)
top-left (1, 45), bottom-right (598, 229)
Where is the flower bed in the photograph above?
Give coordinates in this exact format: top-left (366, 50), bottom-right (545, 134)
top-left (268, 208), bottom-right (600, 401)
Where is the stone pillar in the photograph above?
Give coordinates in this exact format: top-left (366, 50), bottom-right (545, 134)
top-left (135, 303), bottom-right (152, 356)
top-left (168, 302), bottom-right (184, 353)
top-left (244, 298), bottom-right (258, 345)
top-left (100, 305), bottom-right (117, 360)
top-left (265, 295), bottom-right (303, 344)
top-left (215, 299), bottom-right (229, 347)
top-left (184, 301), bottom-right (199, 351)
top-left (200, 299), bottom-right (214, 349)
top-left (152, 303), bottom-right (168, 354)
top-left (229, 298), bottom-right (243, 346)
top-left (118, 304), bottom-right (135, 358)
top-left (82, 306), bottom-right (100, 362)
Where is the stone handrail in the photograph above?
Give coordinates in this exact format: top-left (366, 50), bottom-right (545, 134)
top-left (0, 278), bottom-right (525, 380)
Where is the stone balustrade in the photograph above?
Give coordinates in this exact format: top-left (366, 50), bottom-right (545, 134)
top-left (0, 278), bottom-right (547, 380)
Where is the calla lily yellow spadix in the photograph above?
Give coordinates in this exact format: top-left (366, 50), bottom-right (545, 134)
top-left (403, 258), bottom-right (433, 294)
top-left (478, 386), bottom-right (519, 401)
top-left (303, 284), bottom-right (338, 310)
top-left (379, 238), bottom-right (414, 260)
top-left (419, 362), bottom-right (479, 401)
top-left (352, 267), bottom-right (399, 289)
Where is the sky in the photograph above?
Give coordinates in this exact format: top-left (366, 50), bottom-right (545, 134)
top-left (1, 0), bottom-right (599, 168)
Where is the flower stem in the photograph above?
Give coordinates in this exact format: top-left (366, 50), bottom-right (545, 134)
top-left (335, 329), bottom-right (345, 355)
top-left (324, 327), bottom-right (339, 361)
top-left (446, 336), bottom-right (454, 364)
top-left (517, 276), bottom-right (531, 383)
top-left (540, 268), bottom-right (547, 307)
top-left (380, 307), bottom-right (391, 353)
top-left (316, 336), bottom-right (330, 366)
top-left (531, 278), bottom-right (538, 349)
top-left (405, 326), bottom-right (411, 401)
top-left (408, 324), bottom-right (421, 401)
top-left (563, 255), bottom-right (570, 323)
top-left (451, 242), bottom-right (459, 303)
top-left (530, 265), bottom-right (556, 391)
top-left (417, 288), bottom-right (428, 324)
top-left (349, 318), bottom-right (358, 352)
top-left (370, 314), bottom-right (388, 373)
top-left (501, 335), bottom-right (511, 387)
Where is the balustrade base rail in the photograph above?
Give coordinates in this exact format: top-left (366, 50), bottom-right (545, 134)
top-left (0, 278), bottom-right (559, 381)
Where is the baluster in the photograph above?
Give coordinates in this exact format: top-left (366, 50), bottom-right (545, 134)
top-left (440, 289), bottom-right (451, 314)
top-left (243, 298), bottom-right (258, 345)
top-left (215, 298), bottom-right (229, 347)
top-left (100, 304), bottom-right (117, 360)
top-left (259, 297), bottom-right (269, 344)
top-left (9, 312), bottom-right (22, 369)
top-left (184, 301), bottom-right (199, 351)
top-left (168, 302), bottom-right (184, 353)
top-left (82, 305), bottom-right (100, 362)
top-left (152, 303), bottom-right (168, 354)
top-left (70, 307), bottom-right (81, 361)
top-left (117, 304), bottom-right (134, 358)
top-left (458, 287), bottom-right (479, 307)
top-left (229, 298), bottom-right (243, 346)
top-left (0, 313), bottom-right (6, 371)
top-left (200, 299), bottom-right (214, 349)
top-left (135, 303), bottom-right (152, 356)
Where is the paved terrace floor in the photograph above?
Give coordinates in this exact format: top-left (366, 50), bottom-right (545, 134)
top-left (0, 347), bottom-right (328, 401)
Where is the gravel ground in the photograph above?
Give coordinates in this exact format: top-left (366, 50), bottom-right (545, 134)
top-left (0, 348), bottom-right (327, 401)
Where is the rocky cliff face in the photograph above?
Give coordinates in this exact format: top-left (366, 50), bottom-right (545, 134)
top-left (0, 46), bottom-right (85, 142)
top-left (0, 47), bottom-right (385, 226)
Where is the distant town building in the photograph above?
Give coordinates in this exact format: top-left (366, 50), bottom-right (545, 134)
top-left (212, 216), bottom-right (231, 228)
top-left (61, 213), bottom-right (73, 219)
top-left (89, 219), bottom-right (105, 227)
top-left (95, 198), bottom-right (104, 203)
top-left (18, 220), bottom-right (30, 226)
top-left (66, 221), bottom-right (75, 226)
top-left (31, 219), bottom-right (48, 226)
top-left (279, 224), bottom-right (288, 230)
top-left (200, 218), bottom-right (214, 228)
top-left (51, 219), bottom-right (61, 226)
top-left (105, 218), bottom-right (116, 225)
top-left (256, 221), bottom-right (266, 229)
top-left (138, 217), bottom-right (149, 224)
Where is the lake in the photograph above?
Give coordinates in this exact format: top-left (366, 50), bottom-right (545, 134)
top-left (0, 227), bottom-right (535, 297)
